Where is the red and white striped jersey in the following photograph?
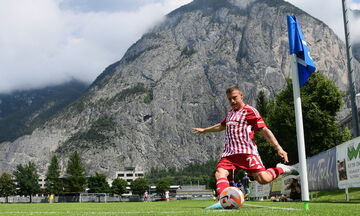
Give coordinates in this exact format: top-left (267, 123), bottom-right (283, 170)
top-left (220, 104), bottom-right (266, 157)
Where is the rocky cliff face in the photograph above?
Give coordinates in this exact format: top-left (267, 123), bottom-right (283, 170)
top-left (1, 0), bottom-right (359, 177)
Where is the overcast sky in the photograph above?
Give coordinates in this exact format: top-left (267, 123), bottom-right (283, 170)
top-left (0, 0), bottom-right (360, 94)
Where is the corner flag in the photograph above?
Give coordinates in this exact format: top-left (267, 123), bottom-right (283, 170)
top-left (287, 15), bottom-right (315, 210)
top-left (287, 15), bottom-right (316, 87)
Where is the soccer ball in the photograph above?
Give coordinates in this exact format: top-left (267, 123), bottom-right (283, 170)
top-left (219, 187), bottom-right (245, 209)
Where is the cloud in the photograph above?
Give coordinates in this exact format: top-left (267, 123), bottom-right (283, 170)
top-left (286, 0), bottom-right (360, 43)
top-left (58, 0), bottom-right (168, 12)
top-left (349, 3), bottom-right (360, 42)
top-left (1, 0), bottom-right (359, 94)
top-left (0, 0), bottom-right (191, 93)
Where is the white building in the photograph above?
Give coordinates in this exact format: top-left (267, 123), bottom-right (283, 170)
top-left (38, 175), bottom-right (46, 189)
top-left (115, 167), bottom-right (144, 184)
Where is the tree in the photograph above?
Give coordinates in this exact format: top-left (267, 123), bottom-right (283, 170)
top-left (111, 178), bottom-right (128, 195)
top-left (263, 72), bottom-right (350, 165)
top-left (256, 90), bottom-right (268, 118)
top-left (145, 159), bottom-right (217, 187)
top-left (131, 178), bottom-right (148, 196)
top-left (13, 162), bottom-right (41, 203)
top-left (0, 172), bottom-right (16, 203)
top-left (155, 178), bottom-right (170, 197)
top-left (65, 151), bottom-right (86, 192)
top-left (87, 173), bottom-right (110, 193)
top-left (46, 155), bottom-right (63, 195)
top-left (255, 90), bottom-right (278, 167)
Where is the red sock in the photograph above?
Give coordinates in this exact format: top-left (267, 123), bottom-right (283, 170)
top-left (216, 178), bottom-right (229, 196)
top-left (266, 168), bottom-right (284, 180)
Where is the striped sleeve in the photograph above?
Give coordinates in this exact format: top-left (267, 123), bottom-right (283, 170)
top-left (220, 117), bottom-right (226, 126)
top-left (246, 105), bottom-right (266, 130)
top-left (221, 110), bottom-right (231, 126)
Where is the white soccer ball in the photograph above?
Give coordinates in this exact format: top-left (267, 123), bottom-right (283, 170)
top-left (219, 187), bottom-right (245, 209)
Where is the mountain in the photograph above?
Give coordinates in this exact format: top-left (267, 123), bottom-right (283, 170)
top-left (0, 0), bottom-right (359, 177)
top-left (354, 43), bottom-right (360, 62)
top-left (351, 9), bottom-right (360, 62)
top-left (0, 80), bottom-right (88, 142)
top-left (352, 9), bottom-right (360, 18)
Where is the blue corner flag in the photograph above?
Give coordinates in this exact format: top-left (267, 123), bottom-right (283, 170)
top-left (287, 15), bottom-right (316, 87)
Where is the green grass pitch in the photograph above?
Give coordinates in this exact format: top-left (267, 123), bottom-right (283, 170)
top-left (0, 199), bottom-right (358, 216)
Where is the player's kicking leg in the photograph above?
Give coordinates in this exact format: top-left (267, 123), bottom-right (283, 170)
top-left (205, 168), bottom-right (230, 209)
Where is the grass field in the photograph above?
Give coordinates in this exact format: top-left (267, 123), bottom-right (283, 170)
top-left (311, 187), bottom-right (360, 203)
top-left (0, 189), bottom-right (359, 216)
top-left (0, 199), bottom-right (359, 216)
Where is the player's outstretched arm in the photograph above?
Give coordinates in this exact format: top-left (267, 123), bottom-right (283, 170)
top-left (260, 127), bottom-right (289, 163)
top-left (192, 123), bottom-right (225, 134)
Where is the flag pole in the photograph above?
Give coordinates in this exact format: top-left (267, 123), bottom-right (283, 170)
top-left (290, 54), bottom-right (310, 210)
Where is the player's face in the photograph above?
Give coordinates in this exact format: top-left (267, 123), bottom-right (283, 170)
top-left (227, 90), bottom-right (244, 110)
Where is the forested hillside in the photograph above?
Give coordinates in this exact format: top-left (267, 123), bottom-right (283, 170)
top-left (0, 80), bottom-right (88, 142)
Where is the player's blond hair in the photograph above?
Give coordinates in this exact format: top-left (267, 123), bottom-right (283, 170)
top-left (226, 85), bottom-right (243, 94)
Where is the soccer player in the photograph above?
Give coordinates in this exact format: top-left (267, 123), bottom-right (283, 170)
top-left (192, 85), bottom-right (298, 208)
top-left (241, 172), bottom-right (252, 199)
top-left (286, 178), bottom-right (301, 201)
